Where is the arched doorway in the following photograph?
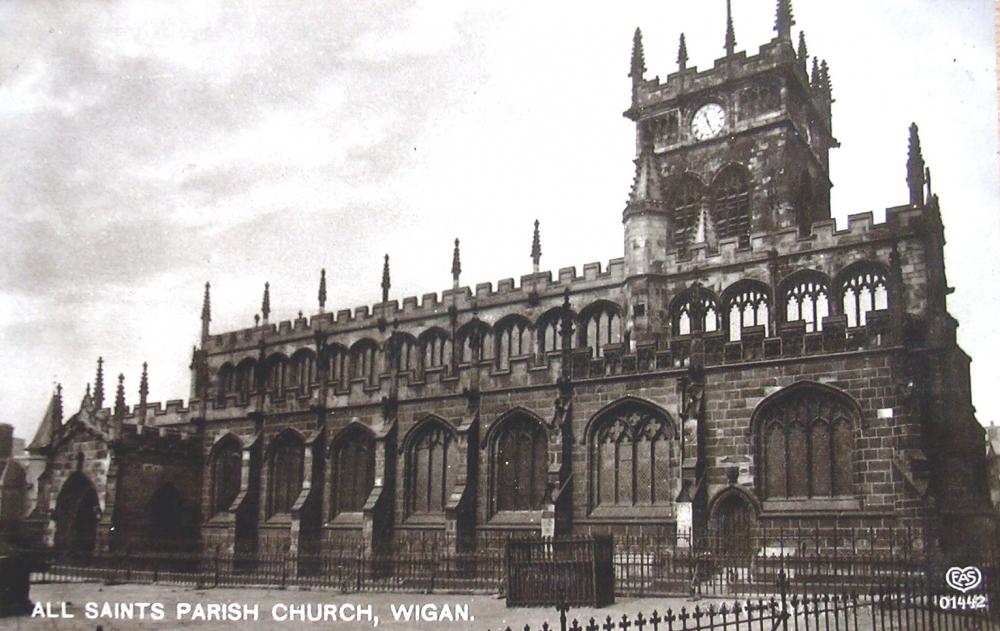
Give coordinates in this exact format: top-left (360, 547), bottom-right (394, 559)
top-left (708, 489), bottom-right (757, 558)
top-left (54, 473), bottom-right (100, 559)
top-left (148, 484), bottom-right (184, 549)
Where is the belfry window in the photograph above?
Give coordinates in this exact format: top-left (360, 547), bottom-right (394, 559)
top-left (841, 267), bottom-right (888, 327)
top-left (667, 176), bottom-right (704, 251)
top-left (406, 421), bottom-right (456, 516)
top-left (756, 384), bottom-right (856, 500)
top-left (711, 167), bottom-right (751, 243)
top-left (492, 414), bottom-right (547, 512)
top-left (267, 432), bottom-right (304, 517)
top-left (591, 403), bottom-right (677, 508)
top-left (330, 427), bottom-right (374, 517)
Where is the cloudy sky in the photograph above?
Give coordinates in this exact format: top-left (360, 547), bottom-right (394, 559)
top-left (1, 1), bottom-right (997, 443)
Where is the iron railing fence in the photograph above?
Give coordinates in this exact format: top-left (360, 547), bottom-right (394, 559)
top-left (29, 525), bottom-right (1000, 601)
top-left (489, 572), bottom-right (1000, 631)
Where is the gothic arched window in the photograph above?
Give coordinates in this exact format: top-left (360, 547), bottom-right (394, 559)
top-left (578, 301), bottom-right (624, 358)
top-left (590, 402), bottom-right (678, 508)
top-left (324, 344), bottom-right (349, 388)
top-left (710, 166), bottom-right (751, 243)
top-left (495, 316), bottom-right (532, 369)
top-left (217, 363), bottom-right (235, 399)
top-left (754, 383), bottom-right (856, 500)
top-left (781, 271), bottom-right (830, 332)
top-left (492, 413), bottom-right (547, 512)
top-left (267, 431), bottom-right (304, 517)
top-left (329, 426), bottom-right (374, 517)
top-left (349, 339), bottom-right (379, 385)
top-left (666, 175), bottom-right (705, 252)
top-left (722, 280), bottom-right (770, 340)
top-left (838, 264), bottom-right (889, 328)
top-left (536, 307), bottom-right (573, 355)
top-left (419, 328), bottom-right (452, 372)
top-left (234, 358), bottom-right (256, 399)
top-left (288, 349), bottom-right (315, 393)
top-left (391, 333), bottom-right (418, 373)
top-left (406, 420), bottom-right (456, 516)
top-left (210, 436), bottom-right (242, 516)
top-left (265, 354), bottom-right (288, 396)
top-left (671, 286), bottom-right (720, 336)
top-left (457, 320), bottom-right (492, 365)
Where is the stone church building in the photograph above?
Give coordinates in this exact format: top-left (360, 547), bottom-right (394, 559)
top-left (20, 2), bottom-right (996, 562)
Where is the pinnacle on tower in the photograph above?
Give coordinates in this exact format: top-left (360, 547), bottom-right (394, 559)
top-left (94, 357), bottom-right (105, 410)
top-left (629, 27), bottom-right (646, 84)
top-left (907, 123), bottom-right (927, 206)
top-left (724, 0), bottom-right (737, 56)
top-left (318, 268), bottom-right (327, 312)
top-left (261, 282), bottom-right (270, 323)
top-left (138, 362), bottom-right (149, 427)
top-left (811, 57), bottom-right (821, 89)
top-left (797, 31), bottom-right (808, 64)
top-left (451, 239), bottom-right (462, 288)
top-left (530, 220), bottom-right (542, 273)
top-left (677, 33), bottom-right (688, 71)
top-left (775, 0), bottom-right (795, 41)
top-left (55, 384), bottom-right (63, 425)
top-left (820, 59), bottom-right (833, 100)
top-left (201, 281), bottom-right (211, 339)
top-left (381, 254), bottom-right (391, 303)
top-left (627, 146), bottom-right (664, 207)
top-left (114, 373), bottom-right (126, 417)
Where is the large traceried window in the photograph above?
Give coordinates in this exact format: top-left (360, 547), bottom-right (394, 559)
top-left (710, 166), bottom-right (752, 243)
top-left (591, 402), bottom-right (678, 509)
top-left (329, 426), bottom-right (375, 517)
top-left (578, 301), bottom-right (624, 358)
top-left (492, 413), bottom-right (547, 512)
top-left (406, 420), bottom-right (457, 516)
top-left (723, 280), bottom-right (770, 341)
top-left (210, 436), bottom-right (242, 516)
top-left (839, 264), bottom-right (889, 328)
top-left (666, 175), bottom-right (705, 252)
top-left (671, 286), bottom-right (720, 336)
top-left (755, 383), bottom-right (856, 500)
top-left (267, 431), bottom-right (304, 517)
top-left (782, 272), bottom-right (831, 332)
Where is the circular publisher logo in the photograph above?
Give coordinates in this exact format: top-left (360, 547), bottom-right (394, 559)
top-left (945, 567), bottom-right (982, 594)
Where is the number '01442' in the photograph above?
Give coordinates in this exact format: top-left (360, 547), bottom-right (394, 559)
top-left (938, 595), bottom-right (988, 610)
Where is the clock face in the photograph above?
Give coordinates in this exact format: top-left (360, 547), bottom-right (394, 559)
top-left (691, 103), bottom-right (726, 140)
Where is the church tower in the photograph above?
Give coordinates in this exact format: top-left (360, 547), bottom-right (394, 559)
top-left (623, 1), bottom-right (836, 279)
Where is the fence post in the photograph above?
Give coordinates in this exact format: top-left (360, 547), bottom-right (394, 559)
top-left (778, 571), bottom-right (790, 631)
